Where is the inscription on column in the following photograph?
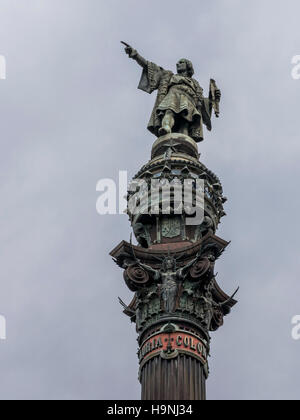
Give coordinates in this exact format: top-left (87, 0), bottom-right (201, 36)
top-left (139, 330), bottom-right (207, 365)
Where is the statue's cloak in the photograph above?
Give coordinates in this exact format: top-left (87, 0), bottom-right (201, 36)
top-left (138, 61), bottom-right (213, 142)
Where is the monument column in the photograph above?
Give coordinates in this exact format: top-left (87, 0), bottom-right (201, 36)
top-left (110, 43), bottom-right (237, 400)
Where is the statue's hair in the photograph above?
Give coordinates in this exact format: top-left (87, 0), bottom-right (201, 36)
top-left (180, 58), bottom-right (194, 77)
top-left (162, 256), bottom-right (177, 271)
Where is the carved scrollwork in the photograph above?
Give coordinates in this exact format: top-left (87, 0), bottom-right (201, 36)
top-left (124, 264), bottom-right (150, 291)
top-left (189, 257), bottom-right (212, 280)
top-left (210, 307), bottom-right (224, 331)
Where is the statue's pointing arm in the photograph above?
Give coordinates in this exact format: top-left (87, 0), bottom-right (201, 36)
top-left (122, 42), bottom-right (164, 94)
top-left (122, 42), bottom-right (147, 69)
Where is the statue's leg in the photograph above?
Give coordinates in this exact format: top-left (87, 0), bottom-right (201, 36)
top-left (180, 120), bottom-right (189, 136)
top-left (158, 110), bottom-right (175, 136)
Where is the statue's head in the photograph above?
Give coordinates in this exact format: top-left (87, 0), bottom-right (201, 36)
top-left (176, 58), bottom-right (194, 77)
top-left (162, 256), bottom-right (177, 272)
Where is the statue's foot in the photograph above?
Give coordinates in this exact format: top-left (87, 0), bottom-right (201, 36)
top-left (159, 125), bottom-right (172, 136)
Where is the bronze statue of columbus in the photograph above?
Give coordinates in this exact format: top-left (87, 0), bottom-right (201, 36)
top-left (122, 42), bottom-right (221, 142)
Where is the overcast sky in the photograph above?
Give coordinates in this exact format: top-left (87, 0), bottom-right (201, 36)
top-left (0, 0), bottom-right (300, 400)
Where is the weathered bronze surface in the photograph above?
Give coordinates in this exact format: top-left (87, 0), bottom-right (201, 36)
top-left (122, 42), bottom-right (221, 142)
top-left (110, 44), bottom-right (236, 400)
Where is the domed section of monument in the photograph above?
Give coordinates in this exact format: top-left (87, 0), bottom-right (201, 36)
top-left (126, 134), bottom-right (227, 251)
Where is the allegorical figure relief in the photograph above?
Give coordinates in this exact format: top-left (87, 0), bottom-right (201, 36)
top-left (134, 253), bottom-right (200, 313)
top-left (122, 42), bottom-right (221, 142)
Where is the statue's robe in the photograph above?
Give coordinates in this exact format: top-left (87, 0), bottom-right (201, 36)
top-left (138, 61), bottom-right (213, 142)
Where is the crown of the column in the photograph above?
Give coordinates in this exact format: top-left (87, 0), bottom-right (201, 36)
top-left (126, 134), bottom-right (227, 250)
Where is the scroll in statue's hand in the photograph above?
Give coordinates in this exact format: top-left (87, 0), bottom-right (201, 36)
top-left (215, 89), bottom-right (221, 102)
